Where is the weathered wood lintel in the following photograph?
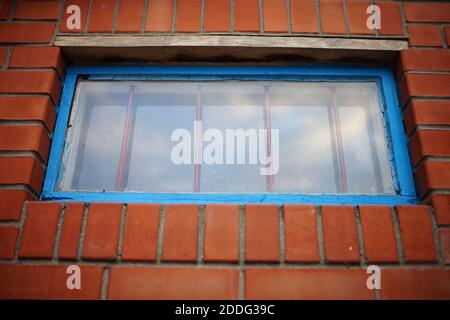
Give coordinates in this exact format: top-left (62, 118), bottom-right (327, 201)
top-left (55, 35), bottom-right (408, 64)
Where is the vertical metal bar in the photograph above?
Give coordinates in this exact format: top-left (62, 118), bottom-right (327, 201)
top-left (115, 85), bottom-right (135, 191)
top-left (194, 85), bottom-right (202, 192)
top-left (330, 87), bottom-right (348, 193)
top-left (364, 106), bottom-right (384, 193)
top-left (326, 105), bottom-right (341, 193)
top-left (264, 86), bottom-right (275, 192)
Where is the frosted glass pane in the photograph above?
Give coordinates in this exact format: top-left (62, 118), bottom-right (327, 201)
top-left (272, 105), bottom-right (337, 193)
top-left (336, 83), bottom-right (394, 194)
top-left (270, 83), bottom-right (337, 193)
top-left (127, 105), bottom-right (196, 192)
top-left (57, 82), bottom-right (129, 191)
top-left (57, 80), bottom-right (395, 194)
top-left (126, 83), bottom-right (197, 192)
top-left (200, 84), bottom-right (266, 192)
top-left (270, 82), bottom-right (394, 194)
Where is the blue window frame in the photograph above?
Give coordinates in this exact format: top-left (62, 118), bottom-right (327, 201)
top-left (42, 66), bottom-right (417, 205)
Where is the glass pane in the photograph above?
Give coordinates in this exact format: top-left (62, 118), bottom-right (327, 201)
top-left (336, 83), bottom-right (394, 194)
top-left (126, 84), bottom-right (196, 192)
top-left (270, 83), bottom-right (338, 193)
top-left (271, 82), bottom-right (394, 194)
top-left (57, 79), bottom-right (395, 194)
top-left (57, 82), bottom-right (129, 191)
top-left (201, 83), bottom-right (267, 192)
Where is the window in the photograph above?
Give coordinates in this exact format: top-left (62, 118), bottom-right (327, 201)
top-left (43, 67), bottom-right (417, 205)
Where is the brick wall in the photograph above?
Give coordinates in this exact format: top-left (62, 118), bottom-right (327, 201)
top-left (0, 0), bottom-right (449, 299)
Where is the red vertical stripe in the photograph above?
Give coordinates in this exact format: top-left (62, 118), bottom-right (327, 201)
top-left (264, 86), bottom-right (275, 192)
top-left (194, 85), bottom-right (202, 192)
top-left (115, 85), bottom-right (135, 191)
top-left (330, 87), bottom-right (348, 192)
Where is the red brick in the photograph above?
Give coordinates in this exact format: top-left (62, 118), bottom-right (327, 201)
top-left (15, 1), bottom-right (60, 20)
top-left (175, 0), bottom-right (201, 33)
top-left (432, 194), bottom-right (450, 225)
top-left (0, 125), bottom-right (50, 162)
top-left (245, 205), bottom-right (279, 262)
top-left (0, 46), bottom-right (6, 66)
top-left (145, 0), bottom-right (173, 32)
top-left (204, 0), bottom-right (230, 32)
top-left (0, 157), bottom-right (44, 194)
top-left (291, 0), bottom-right (317, 33)
top-left (245, 269), bottom-right (374, 300)
top-left (0, 189), bottom-right (32, 221)
top-left (319, 0), bottom-right (346, 34)
top-left (322, 206), bottom-right (360, 263)
top-left (415, 161), bottom-right (450, 198)
top-left (0, 96), bottom-right (55, 132)
top-left (407, 25), bottom-right (442, 47)
top-left (10, 46), bottom-right (64, 78)
top-left (440, 230), bottom-right (450, 264)
top-left (82, 203), bottom-right (121, 260)
top-left (58, 203), bottom-right (84, 260)
top-left (397, 205), bottom-right (437, 262)
top-left (404, 3), bottom-right (450, 23)
top-left (108, 266), bottom-right (239, 299)
top-left (376, 1), bottom-right (403, 35)
top-left (88, 0), bottom-right (116, 32)
top-left (204, 205), bottom-right (239, 263)
top-left (284, 205), bottom-right (319, 263)
top-left (234, 0), bottom-right (260, 32)
top-left (0, 70), bottom-right (61, 105)
top-left (0, 264), bottom-right (103, 299)
top-left (122, 204), bottom-right (159, 262)
top-left (162, 205), bottom-right (198, 262)
top-left (0, 226), bottom-right (18, 259)
top-left (409, 130), bottom-right (450, 166)
top-left (19, 202), bottom-right (60, 258)
top-left (359, 206), bottom-right (398, 263)
top-left (381, 269), bottom-right (450, 300)
top-left (60, 0), bottom-right (89, 33)
top-left (400, 50), bottom-right (450, 74)
top-left (264, 0), bottom-right (288, 33)
top-left (347, 0), bottom-right (373, 35)
top-left (116, 0), bottom-right (144, 32)
top-left (404, 100), bottom-right (450, 135)
top-left (400, 74), bottom-right (450, 106)
top-left (0, 23), bottom-right (55, 43)
top-left (0, 0), bottom-right (12, 19)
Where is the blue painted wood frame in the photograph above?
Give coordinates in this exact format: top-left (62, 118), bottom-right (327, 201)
top-left (41, 66), bottom-right (418, 205)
